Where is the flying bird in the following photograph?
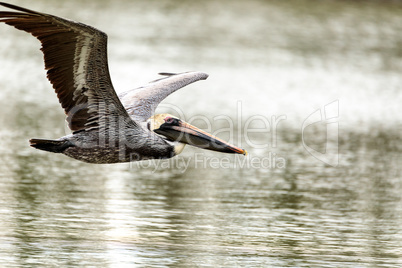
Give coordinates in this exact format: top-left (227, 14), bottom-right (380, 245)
top-left (0, 2), bottom-right (247, 164)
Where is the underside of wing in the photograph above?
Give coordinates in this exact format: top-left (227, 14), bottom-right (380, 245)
top-left (119, 71), bottom-right (209, 122)
top-left (0, 2), bottom-right (136, 132)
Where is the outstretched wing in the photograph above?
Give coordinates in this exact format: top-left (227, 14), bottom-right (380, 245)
top-left (0, 2), bottom-right (137, 132)
top-left (119, 71), bottom-right (209, 122)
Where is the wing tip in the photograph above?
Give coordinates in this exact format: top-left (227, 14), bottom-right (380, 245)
top-left (0, 2), bottom-right (40, 15)
top-left (195, 71), bottom-right (209, 80)
top-left (158, 71), bottom-right (209, 80)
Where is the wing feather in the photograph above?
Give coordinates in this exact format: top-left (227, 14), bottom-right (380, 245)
top-left (119, 71), bottom-right (209, 122)
top-left (0, 2), bottom-right (137, 132)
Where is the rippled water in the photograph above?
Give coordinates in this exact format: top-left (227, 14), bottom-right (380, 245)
top-left (0, 0), bottom-right (402, 267)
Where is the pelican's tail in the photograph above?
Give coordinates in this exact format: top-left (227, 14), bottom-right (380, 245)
top-left (29, 138), bottom-right (73, 153)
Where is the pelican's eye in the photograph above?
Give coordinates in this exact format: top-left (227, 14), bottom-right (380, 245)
top-left (165, 117), bottom-right (174, 124)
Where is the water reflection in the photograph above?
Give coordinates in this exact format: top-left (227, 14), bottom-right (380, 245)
top-left (1, 0), bottom-right (402, 267)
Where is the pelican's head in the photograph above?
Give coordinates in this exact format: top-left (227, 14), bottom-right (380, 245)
top-left (148, 113), bottom-right (247, 156)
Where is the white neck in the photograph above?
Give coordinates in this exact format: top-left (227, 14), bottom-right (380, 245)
top-left (166, 141), bottom-right (186, 155)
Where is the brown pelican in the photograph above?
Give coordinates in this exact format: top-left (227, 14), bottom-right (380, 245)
top-left (0, 2), bottom-right (246, 164)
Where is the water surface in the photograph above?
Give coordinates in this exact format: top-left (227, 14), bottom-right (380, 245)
top-left (0, 0), bottom-right (402, 267)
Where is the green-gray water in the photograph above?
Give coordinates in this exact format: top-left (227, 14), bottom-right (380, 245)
top-left (0, 0), bottom-right (401, 267)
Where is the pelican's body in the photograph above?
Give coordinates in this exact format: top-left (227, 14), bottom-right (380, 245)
top-left (48, 127), bottom-right (175, 164)
top-left (0, 2), bottom-right (246, 164)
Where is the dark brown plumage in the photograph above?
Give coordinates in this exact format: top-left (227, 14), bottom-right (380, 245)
top-left (0, 2), bottom-right (127, 132)
top-left (0, 2), bottom-right (246, 164)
